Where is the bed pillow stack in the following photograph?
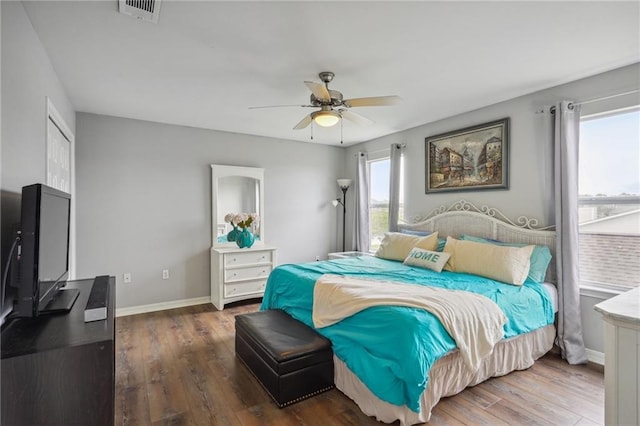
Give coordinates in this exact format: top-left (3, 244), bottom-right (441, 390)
top-left (400, 229), bottom-right (446, 251)
top-left (443, 236), bottom-right (534, 286)
top-left (375, 232), bottom-right (439, 261)
top-left (459, 234), bottom-right (552, 283)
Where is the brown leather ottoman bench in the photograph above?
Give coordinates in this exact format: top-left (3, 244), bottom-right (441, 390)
top-left (235, 309), bottom-right (334, 407)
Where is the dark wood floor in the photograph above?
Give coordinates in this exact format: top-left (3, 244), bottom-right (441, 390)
top-left (115, 301), bottom-right (604, 426)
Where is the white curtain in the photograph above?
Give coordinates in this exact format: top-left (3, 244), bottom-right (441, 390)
top-left (553, 101), bottom-right (587, 364)
top-left (388, 144), bottom-right (403, 232)
top-left (354, 152), bottom-right (370, 252)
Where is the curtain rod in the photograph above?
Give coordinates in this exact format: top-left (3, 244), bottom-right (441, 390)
top-left (549, 88), bottom-right (640, 113)
top-left (355, 143), bottom-right (406, 157)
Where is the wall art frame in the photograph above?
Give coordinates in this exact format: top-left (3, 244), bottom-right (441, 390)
top-left (425, 117), bottom-right (509, 193)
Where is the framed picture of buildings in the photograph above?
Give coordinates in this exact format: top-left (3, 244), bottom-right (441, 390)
top-left (425, 118), bottom-right (509, 193)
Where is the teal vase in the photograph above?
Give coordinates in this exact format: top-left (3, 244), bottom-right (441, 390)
top-left (236, 228), bottom-right (255, 249)
top-left (226, 225), bottom-right (239, 242)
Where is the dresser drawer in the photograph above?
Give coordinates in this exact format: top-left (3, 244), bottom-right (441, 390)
top-left (224, 280), bottom-right (267, 298)
top-left (224, 265), bottom-right (272, 283)
top-left (224, 250), bottom-right (273, 267)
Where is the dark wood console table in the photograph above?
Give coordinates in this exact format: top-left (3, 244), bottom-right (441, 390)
top-left (1, 277), bottom-right (115, 426)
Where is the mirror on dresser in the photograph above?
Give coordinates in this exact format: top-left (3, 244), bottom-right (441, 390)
top-left (211, 165), bottom-right (265, 247)
top-left (210, 165), bottom-right (276, 310)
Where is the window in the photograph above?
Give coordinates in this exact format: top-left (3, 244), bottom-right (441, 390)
top-left (368, 156), bottom-right (404, 251)
top-left (579, 107), bottom-right (640, 291)
top-left (369, 158), bottom-right (390, 251)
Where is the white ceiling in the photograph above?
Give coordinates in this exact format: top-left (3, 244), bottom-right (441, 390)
top-left (22, 1), bottom-right (640, 146)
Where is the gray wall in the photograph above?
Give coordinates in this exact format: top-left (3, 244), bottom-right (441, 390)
top-left (345, 63), bottom-right (640, 356)
top-left (75, 113), bottom-right (344, 308)
top-left (345, 63), bottom-right (640, 227)
top-left (1, 2), bottom-right (75, 193)
top-left (1, 2), bottom-right (75, 273)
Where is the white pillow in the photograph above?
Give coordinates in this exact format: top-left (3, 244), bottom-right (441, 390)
top-left (403, 248), bottom-right (451, 273)
top-left (375, 232), bottom-right (439, 261)
top-left (443, 236), bottom-right (534, 286)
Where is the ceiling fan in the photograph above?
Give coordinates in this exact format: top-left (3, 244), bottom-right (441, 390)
top-left (250, 71), bottom-right (401, 130)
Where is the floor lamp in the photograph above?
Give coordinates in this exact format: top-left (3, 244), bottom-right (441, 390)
top-left (332, 179), bottom-right (352, 252)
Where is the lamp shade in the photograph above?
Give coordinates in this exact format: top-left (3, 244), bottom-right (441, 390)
top-left (337, 179), bottom-right (352, 189)
top-left (311, 110), bottom-right (340, 127)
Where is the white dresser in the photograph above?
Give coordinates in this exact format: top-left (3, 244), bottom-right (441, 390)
top-left (210, 245), bottom-right (277, 310)
top-left (594, 287), bottom-right (640, 426)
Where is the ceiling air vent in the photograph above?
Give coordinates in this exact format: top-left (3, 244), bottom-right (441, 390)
top-left (119, 0), bottom-right (162, 24)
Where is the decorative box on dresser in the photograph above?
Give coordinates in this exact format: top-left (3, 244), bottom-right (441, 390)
top-left (594, 287), bottom-right (640, 426)
top-left (211, 245), bottom-right (277, 310)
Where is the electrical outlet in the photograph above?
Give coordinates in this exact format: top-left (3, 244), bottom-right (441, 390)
top-left (123, 273), bottom-right (132, 284)
top-left (162, 269), bottom-right (170, 280)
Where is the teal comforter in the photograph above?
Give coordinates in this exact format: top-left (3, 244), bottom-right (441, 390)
top-left (260, 256), bottom-right (554, 412)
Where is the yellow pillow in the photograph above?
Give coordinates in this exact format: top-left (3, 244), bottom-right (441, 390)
top-left (443, 236), bottom-right (534, 286)
top-left (375, 232), bottom-right (439, 261)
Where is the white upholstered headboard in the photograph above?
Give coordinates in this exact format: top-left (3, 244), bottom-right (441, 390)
top-left (398, 200), bottom-right (557, 284)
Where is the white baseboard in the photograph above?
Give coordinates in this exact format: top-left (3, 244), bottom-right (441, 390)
top-left (116, 296), bottom-right (211, 317)
top-left (585, 348), bottom-right (605, 365)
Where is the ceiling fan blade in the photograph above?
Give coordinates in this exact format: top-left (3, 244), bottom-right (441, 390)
top-left (340, 109), bottom-right (374, 126)
top-left (343, 95), bottom-right (402, 108)
top-left (304, 81), bottom-right (331, 102)
top-left (293, 114), bottom-right (313, 130)
top-left (249, 104), bottom-right (313, 109)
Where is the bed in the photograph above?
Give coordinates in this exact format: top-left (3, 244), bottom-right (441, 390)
top-left (260, 200), bottom-right (557, 425)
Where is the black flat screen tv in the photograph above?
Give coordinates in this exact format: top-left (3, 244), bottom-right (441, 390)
top-left (12, 183), bottom-right (78, 319)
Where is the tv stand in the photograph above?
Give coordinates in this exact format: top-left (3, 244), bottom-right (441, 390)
top-left (1, 277), bottom-right (115, 425)
top-left (39, 287), bottom-right (80, 314)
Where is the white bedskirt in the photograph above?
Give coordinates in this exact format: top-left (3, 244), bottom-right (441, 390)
top-left (334, 324), bottom-right (556, 425)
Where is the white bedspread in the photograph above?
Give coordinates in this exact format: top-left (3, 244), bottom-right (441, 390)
top-left (312, 274), bottom-right (507, 370)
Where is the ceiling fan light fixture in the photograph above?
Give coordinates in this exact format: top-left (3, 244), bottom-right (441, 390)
top-left (311, 110), bottom-right (340, 127)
